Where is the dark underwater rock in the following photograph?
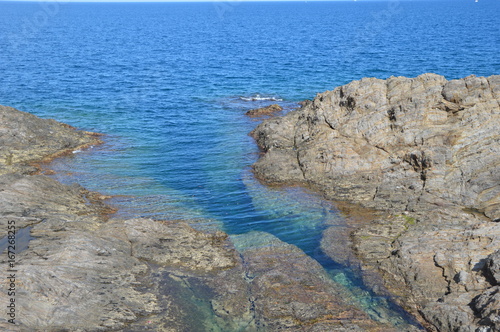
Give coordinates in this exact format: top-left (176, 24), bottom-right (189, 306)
top-left (245, 103), bottom-right (283, 117)
top-left (231, 231), bottom-right (396, 331)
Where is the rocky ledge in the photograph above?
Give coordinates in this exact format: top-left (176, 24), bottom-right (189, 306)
top-left (0, 105), bottom-right (399, 331)
top-left (0, 105), bottom-right (103, 176)
top-left (251, 74), bottom-right (500, 331)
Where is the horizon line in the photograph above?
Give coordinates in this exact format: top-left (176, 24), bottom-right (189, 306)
top-left (0, 0), bottom-right (461, 2)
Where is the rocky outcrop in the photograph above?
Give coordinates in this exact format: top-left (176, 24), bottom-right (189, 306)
top-left (245, 104), bottom-right (283, 117)
top-left (0, 105), bottom-right (102, 176)
top-left (0, 105), bottom-right (398, 331)
top-left (0, 106), bottom-right (158, 331)
top-left (251, 74), bottom-right (500, 331)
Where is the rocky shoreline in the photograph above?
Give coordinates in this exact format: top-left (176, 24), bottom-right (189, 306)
top-left (0, 105), bottom-right (406, 331)
top-left (251, 74), bottom-right (500, 331)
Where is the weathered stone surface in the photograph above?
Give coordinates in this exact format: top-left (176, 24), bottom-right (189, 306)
top-left (0, 172), bottom-right (110, 229)
top-left (251, 74), bottom-right (500, 331)
top-left (420, 299), bottom-right (477, 332)
top-left (1, 219), bottom-right (160, 331)
top-left (119, 218), bottom-right (256, 332)
top-left (125, 218), bottom-right (237, 272)
top-left (126, 227), bottom-right (399, 332)
top-left (252, 74), bottom-right (499, 218)
top-left (472, 286), bottom-right (500, 331)
top-left (245, 104), bottom-right (283, 117)
top-left (0, 141), bottom-right (160, 330)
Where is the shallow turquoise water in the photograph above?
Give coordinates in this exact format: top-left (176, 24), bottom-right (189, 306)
top-left (0, 0), bottom-right (498, 328)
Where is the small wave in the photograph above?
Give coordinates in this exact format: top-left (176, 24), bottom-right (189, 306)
top-left (239, 94), bottom-right (283, 102)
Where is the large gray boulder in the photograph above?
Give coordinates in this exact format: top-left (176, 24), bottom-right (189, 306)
top-left (252, 74), bottom-right (499, 220)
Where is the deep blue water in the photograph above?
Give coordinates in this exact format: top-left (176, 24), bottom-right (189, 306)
top-left (0, 0), bottom-right (498, 328)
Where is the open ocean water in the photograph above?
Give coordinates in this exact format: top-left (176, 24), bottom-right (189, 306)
top-left (0, 0), bottom-right (498, 329)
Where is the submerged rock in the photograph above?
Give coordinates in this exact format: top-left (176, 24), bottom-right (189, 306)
top-left (245, 104), bottom-right (283, 117)
top-left (231, 231), bottom-right (395, 331)
top-left (250, 74), bottom-right (500, 331)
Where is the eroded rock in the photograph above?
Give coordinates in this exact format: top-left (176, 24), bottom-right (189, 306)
top-left (251, 74), bottom-right (500, 331)
top-left (485, 249), bottom-right (500, 285)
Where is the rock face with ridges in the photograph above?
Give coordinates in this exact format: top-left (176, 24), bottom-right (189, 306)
top-left (251, 74), bottom-right (500, 331)
top-left (252, 74), bottom-right (500, 220)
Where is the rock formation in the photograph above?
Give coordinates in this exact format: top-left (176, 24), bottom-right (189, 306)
top-left (0, 105), bottom-right (102, 176)
top-left (251, 74), bottom-right (500, 331)
top-left (245, 104), bottom-right (283, 117)
top-left (0, 105), bottom-right (400, 331)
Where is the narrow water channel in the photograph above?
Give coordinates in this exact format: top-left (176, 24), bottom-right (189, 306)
top-left (47, 96), bottom-right (420, 329)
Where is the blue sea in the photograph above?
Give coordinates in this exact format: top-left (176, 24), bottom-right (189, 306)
top-left (0, 0), bottom-right (498, 329)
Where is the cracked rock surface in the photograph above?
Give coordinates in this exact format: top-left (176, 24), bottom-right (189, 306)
top-left (251, 74), bottom-right (500, 331)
